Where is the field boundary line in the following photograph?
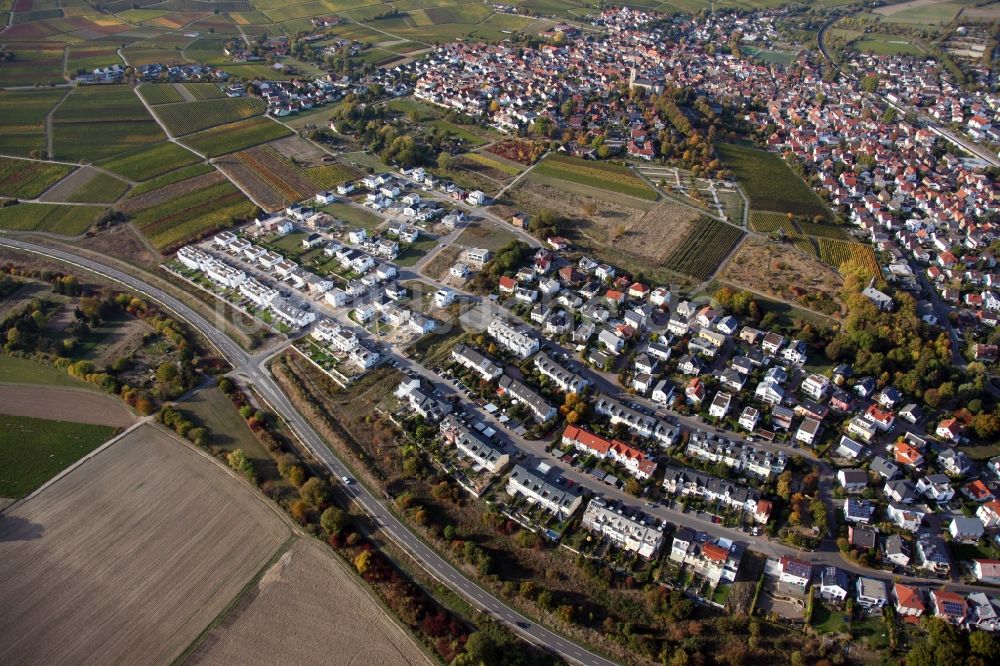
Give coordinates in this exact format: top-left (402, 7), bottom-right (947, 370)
top-left (171, 535), bottom-right (297, 666)
top-left (0, 417), bottom-right (149, 516)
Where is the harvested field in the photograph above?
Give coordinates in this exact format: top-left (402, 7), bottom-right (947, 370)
top-left (722, 236), bottom-right (844, 316)
top-left (0, 383), bottom-right (135, 426)
top-left (0, 424), bottom-right (290, 664)
top-left (188, 538), bottom-right (431, 666)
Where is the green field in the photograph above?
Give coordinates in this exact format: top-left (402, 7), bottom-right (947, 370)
top-left (0, 355), bottom-right (95, 389)
top-left (65, 172), bottom-right (130, 203)
top-left (532, 154), bottom-right (658, 201)
top-left (130, 179), bottom-right (256, 250)
top-left (65, 44), bottom-right (124, 74)
top-left (0, 157), bottom-right (74, 199)
top-left (322, 201), bottom-right (383, 232)
top-left (97, 141), bottom-right (202, 182)
top-left (180, 116), bottom-right (292, 157)
top-left (663, 217), bottom-right (746, 281)
top-left (153, 97), bottom-right (267, 136)
top-left (717, 142), bottom-right (830, 219)
top-left (183, 82), bottom-right (227, 99)
top-left (0, 202), bottom-right (104, 235)
top-left (876, 2), bottom-right (964, 25)
top-left (797, 221), bottom-right (851, 240)
top-left (52, 85), bottom-right (165, 162)
top-left (125, 163), bottom-right (216, 198)
top-left (54, 85), bottom-right (150, 123)
top-left (749, 210), bottom-right (799, 235)
top-left (176, 386), bottom-right (279, 479)
top-left (0, 88), bottom-right (67, 157)
top-left (0, 42), bottom-right (65, 87)
top-left (851, 34), bottom-right (923, 56)
top-left (137, 83), bottom-right (185, 105)
top-left (305, 163), bottom-right (361, 189)
top-left (0, 413), bottom-right (116, 498)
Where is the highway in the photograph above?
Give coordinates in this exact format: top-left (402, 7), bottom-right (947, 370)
top-left (0, 236), bottom-right (618, 666)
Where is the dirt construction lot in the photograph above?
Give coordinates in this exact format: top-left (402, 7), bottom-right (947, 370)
top-left (0, 424), bottom-right (290, 665)
top-left (188, 538), bottom-right (432, 666)
top-left (0, 384), bottom-right (136, 427)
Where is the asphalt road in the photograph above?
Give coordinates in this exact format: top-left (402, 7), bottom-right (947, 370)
top-left (0, 236), bottom-right (618, 666)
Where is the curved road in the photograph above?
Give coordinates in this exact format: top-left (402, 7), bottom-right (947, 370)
top-left (0, 236), bottom-right (617, 666)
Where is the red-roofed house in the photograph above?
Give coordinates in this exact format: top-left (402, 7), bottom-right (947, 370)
top-left (973, 559), bottom-right (1000, 584)
top-left (964, 480), bottom-right (994, 502)
top-left (498, 275), bottom-right (517, 293)
top-left (865, 404), bottom-right (895, 431)
top-left (977, 499), bottom-right (1000, 528)
top-left (893, 583), bottom-right (925, 619)
top-left (755, 499), bottom-right (773, 525)
top-left (702, 542), bottom-right (728, 564)
top-left (931, 589), bottom-right (968, 623)
top-left (628, 282), bottom-right (649, 300)
top-left (936, 418), bottom-right (961, 442)
top-left (605, 289), bottom-right (625, 305)
top-left (894, 441), bottom-right (924, 467)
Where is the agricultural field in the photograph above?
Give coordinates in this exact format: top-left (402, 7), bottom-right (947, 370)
top-left (0, 41), bottom-right (65, 86)
top-left (0, 202), bottom-right (104, 235)
top-left (97, 141), bottom-right (202, 182)
top-left (796, 221), bottom-right (851, 240)
top-left (0, 413), bottom-right (116, 499)
top-left (0, 157), bottom-right (74, 199)
top-left (64, 171), bottom-right (131, 203)
top-left (0, 88), bottom-right (67, 157)
top-left (850, 34), bottom-right (923, 56)
top-left (52, 85), bottom-right (165, 162)
top-left (137, 83), bottom-right (186, 105)
top-left (152, 97), bottom-right (267, 136)
top-left (817, 238), bottom-right (882, 278)
top-left (748, 210), bottom-right (798, 235)
top-left (305, 162), bottom-right (363, 189)
top-left (188, 539), bottom-right (430, 666)
top-left (180, 116), bottom-right (292, 157)
top-left (183, 82), bottom-right (227, 99)
top-left (0, 384), bottom-right (134, 428)
top-left (531, 154), bottom-right (658, 202)
top-left (125, 162), bottom-right (215, 198)
top-left (122, 171), bottom-right (256, 250)
top-left (722, 236), bottom-right (844, 316)
top-left (65, 44), bottom-right (123, 75)
top-left (0, 424), bottom-right (290, 664)
top-left (874, 0), bottom-right (965, 24)
top-left (216, 144), bottom-right (321, 211)
top-left (717, 142), bottom-right (830, 219)
top-left (663, 217), bottom-right (746, 281)
top-left (0, 354), bottom-right (95, 389)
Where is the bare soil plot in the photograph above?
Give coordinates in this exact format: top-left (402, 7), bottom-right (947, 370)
top-left (0, 383), bottom-right (135, 427)
top-left (0, 424), bottom-right (290, 665)
top-left (267, 133), bottom-right (330, 166)
top-left (721, 236), bottom-right (844, 316)
top-left (89, 317), bottom-right (151, 367)
top-left (188, 537), bottom-right (430, 665)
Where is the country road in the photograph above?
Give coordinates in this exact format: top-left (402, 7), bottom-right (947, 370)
top-left (0, 236), bottom-right (619, 666)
